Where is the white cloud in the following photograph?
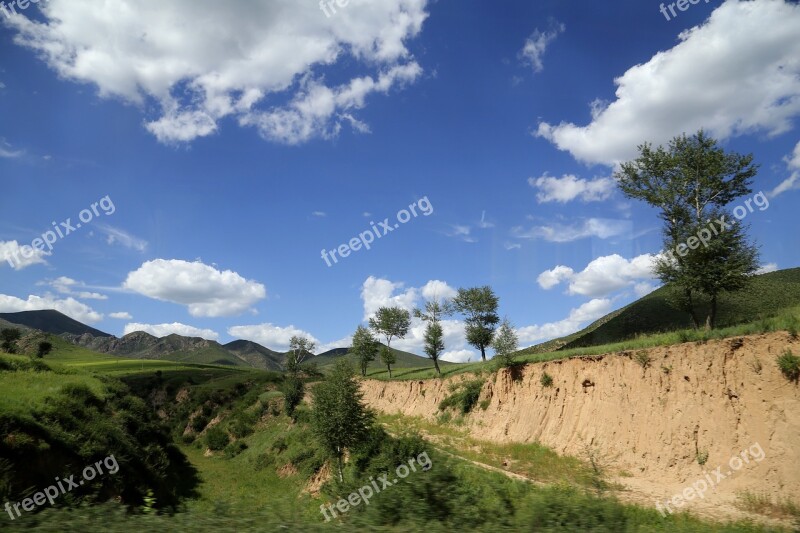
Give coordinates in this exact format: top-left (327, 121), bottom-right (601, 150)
top-left (633, 281), bottom-right (659, 297)
top-left (529, 173), bottom-right (615, 203)
top-left (444, 224), bottom-right (476, 243)
top-left (537, 265), bottom-right (575, 290)
top-left (539, 253), bottom-right (658, 297)
top-left (511, 218), bottom-right (630, 243)
top-left (520, 22), bottom-right (565, 73)
top-left (109, 311), bottom-right (133, 320)
top-left (94, 224), bottom-right (148, 252)
top-left (40, 276), bottom-right (107, 300)
top-left (504, 242), bottom-right (521, 250)
top-left (7, 0), bottom-right (428, 144)
top-left (0, 293), bottom-right (103, 323)
top-left (123, 259), bottom-right (266, 317)
top-left (441, 349), bottom-right (475, 363)
top-left (420, 280), bottom-right (457, 301)
top-left (228, 323), bottom-right (319, 352)
top-left (0, 139), bottom-right (23, 158)
top-left (537, 0), bottom-right (800, 166)
top-left (0, 240), bottom-right (49, 270)
top-left (312, 211), bottom-right (327, 218)
top-left (124, 322), bottom-right (219, 341)
top-left (516, 299), bottom-right (613, 345)
top-left (478, 210), bottom-right (494, 229)
top-left (361, 276), bottom-right (419, 320)
top-left (755, 262), bottom-right (779, 275)
top-left (770, 141), bottom-right (800, 198)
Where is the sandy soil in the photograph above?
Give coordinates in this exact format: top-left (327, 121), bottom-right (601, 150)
top-left (360, 332), bottom-right (800, 526)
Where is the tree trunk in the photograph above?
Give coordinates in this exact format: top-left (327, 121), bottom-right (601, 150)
top-left (387, 365), bottom-right (392, 378)
top-left (480, 346), bottom-right (486, 362)
top-left (705, 294), bottom-right (717, 331)
top-left (433, 358), bottom-right (441, 376)
top-left (337, 455), bottom-right (343, 482)
top-left (686, 289), bottom-right (701, 329)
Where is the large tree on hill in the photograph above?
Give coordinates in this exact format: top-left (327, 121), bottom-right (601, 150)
top-left (285, 335), bottom-right (315, 374)
top-left (615, 130), bottom-right (760, 329)
top-left (414, 295), bottom-right (452, 376)
top-left (369, 306), bottom-right (410, 377)
top-left (310, 359), bottom-right (374, 482)
top-left (351, 325), bottom-right (379, 377)
top-left (452, 286), bottom-right (499, 361)
top-left (491, 318), bottom-right (519, 369)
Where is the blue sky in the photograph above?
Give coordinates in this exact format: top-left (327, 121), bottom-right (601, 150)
top-left (1, 0), bottom-right (798, 361)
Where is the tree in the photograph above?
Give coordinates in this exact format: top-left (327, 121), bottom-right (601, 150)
top-left (282, 375), bottom-right (304, 419)
top-left (414, 295), bottom-right (452, 376)
top-left (310, 359), bottom-right (374, 481)
top-left (379, 346), bottom-right (397, 378)
top-left (491, 318), bottom-right (519, 369)
top-left (1, 328), bottom-right (21, 354)
top-left (616, 130), bottom-right (760, 329)
top-left (369, 306), bottom-right (410, 378)
top-left (351, 325), bottom-right (379, 377)
top-left (285, 335), bottom-right (316, 373)
top-left (452, 286), bottom-right (500, 361)
top-left (36, 341), bottom-right (53, 358)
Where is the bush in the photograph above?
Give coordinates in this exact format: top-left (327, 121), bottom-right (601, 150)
top-left (282, 376), bottom-right (304, 418)
top-left (224, 441), bottom-right (248, 459)
top-left (777, 350), bottom-right (800, 382)
top-left (540, 372), bottom-right (554, 387)
top-left (438, 380), bottom-right (484, 414)
top-left (633, 350), bottom-right (651, 369)
top-left (205, 427), bottom-right (230, 451)
top-left (229, 418), bottom-right (254, 439)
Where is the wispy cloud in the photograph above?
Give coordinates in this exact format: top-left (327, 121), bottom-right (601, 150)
top-left (478, 210), bottom-right (495, 229)
top-left (444, 224), bottom-right (476, 243)
top-left (0, 139), bottom-right (23, 159)
top-left (94, 224), bottom-right (148, 252)
top-left (512, 218), bottom-right (630, 243)
top-left (520, 21), bottom-right (565, 73)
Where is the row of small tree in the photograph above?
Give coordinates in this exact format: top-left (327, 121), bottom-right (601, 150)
top-left (350, 286), bottom-right (519, 377)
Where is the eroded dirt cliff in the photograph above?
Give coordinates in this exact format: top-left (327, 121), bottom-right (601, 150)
top-left (360, 332), bottom-right (800, 522)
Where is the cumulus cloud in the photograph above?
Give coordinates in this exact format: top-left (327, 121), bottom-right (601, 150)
top-left (228, 323), bottom-right (319, 352)
top-left (0, 240), bottom-right (49, 270)
top-left (538, 253), bottom-right (658, 297)
top-left (511, 218), bottom-right (630, 243)
top-left (755, 262), bottom-right (779, 275)
top-left (6, 0), bottom-right (428, 144)
top-left (109, 312), bottom-right (133, 320)
top-left (124, 322), bottom-right (219, 341)
top-left (361, 276), bottom-right (421, 320)
top-left (529, 173), bottom-right (615, 203)
top-left (537, 0), bottom-right (800, 166)
top-left (520, 22), bottom-right (565, 73)
top-left (0, 294), bottom-right (102, 323)
top-left (123, 259), bottom-right (266, 317)
top-left (516, 299), bottom-right (613, 345)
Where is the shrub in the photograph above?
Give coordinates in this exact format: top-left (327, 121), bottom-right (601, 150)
top-left (697, 450), bottom-right (709, 465)
top-left (229, 418), bottom-right (254, 439)
top-left (224, 441), bottom-right (248, 459)
top-left (540, 372), bottom-right (554, 387)
top-left (282, 376), bottom-right (304, 418)
top-left (205, 427), bottom-right (230, 451)
top-left (190, 415), bottom-right (209, 433)
top-left (777, 350), bottom-right (800, 382)
top-left (438, 379), bottom-right (484, 414)
top-left (633, 350), bottom-right (651, 369)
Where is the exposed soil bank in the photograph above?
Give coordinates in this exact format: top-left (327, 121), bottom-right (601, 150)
top-left (361, 332), bottom-right (800, 522)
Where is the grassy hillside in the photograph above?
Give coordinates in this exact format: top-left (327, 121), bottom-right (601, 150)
top-left (312, 343), bottom-right (453, 372)
top-left (523, 267), bottom-right (800, 354)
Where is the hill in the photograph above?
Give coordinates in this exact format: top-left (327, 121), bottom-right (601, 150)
top-left (312, 343), bottom-right (451, 371)
top-left (0, 309), bottom-right (111, 337)
top-left (522, 267), bottom-right (800, 354)
top-left (224, 339), bottom-right (285, 369)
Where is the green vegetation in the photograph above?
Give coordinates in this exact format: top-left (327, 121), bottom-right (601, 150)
top-left (633, 350), bottom-right (651, 369)
top-left (439, 379), bottom-right (485, 414)
top-left (777, 349), bottom-right (800, 382)
top-left (491, 318), bottom-right (519, 369)
top-left (1, 327), bottom-right (21, 354)
top-left (540, 372), bottom-right (554, 387)
top-left (351, 325), bottom-right (379, 376)
top-left (452, 286), bottom-right (500, 361)
top-left (369, 306), bottom-right (411, 378)
top-left (735, 491), bottom-right (800, 520)
top-left (415, 295), bottom-right (451, 376)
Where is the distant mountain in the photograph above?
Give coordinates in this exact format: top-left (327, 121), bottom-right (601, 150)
top-left (0, 310), bottom-right (112, 337)
top-left (313, 343), bottom-right (444, 370)
top-left (521, 267), bottom-right (800, 354)
top-left (224, 340), bottom-right (285, 370)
